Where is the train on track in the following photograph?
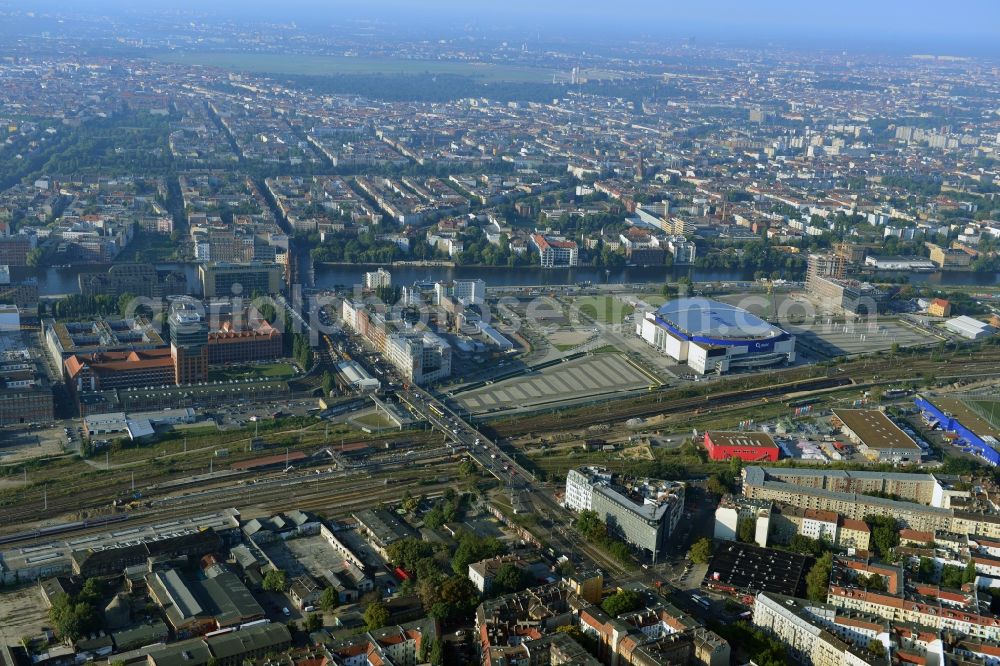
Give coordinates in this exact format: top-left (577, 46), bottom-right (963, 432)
top-left (0, 513), bottom-right (129, 547)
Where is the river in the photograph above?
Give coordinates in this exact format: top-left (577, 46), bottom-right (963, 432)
top-left (15, 261), bottom-right (1000, 297)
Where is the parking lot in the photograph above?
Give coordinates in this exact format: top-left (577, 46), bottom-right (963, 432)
top-left (786, 318), bottom-right (936, 359)
top-left (0, 586), bottom-right (50, 649)
top-left (0, 424), bottom-right (71, 463)
top-left (455, 353), bottom-right (653, 414)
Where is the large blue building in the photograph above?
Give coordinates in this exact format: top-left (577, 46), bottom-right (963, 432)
top-left (915, 396), bottom-right (1000, 466)
top-left (636, 298), bottom-right (796, 374)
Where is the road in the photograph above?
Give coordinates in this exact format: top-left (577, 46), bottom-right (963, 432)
top-left (396, 385), bottom-right (635, 577)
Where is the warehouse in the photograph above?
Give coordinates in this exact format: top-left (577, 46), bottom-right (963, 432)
top-left (703, 431), bottom-right (780, 462)
top-left (637, 298), bottom-right (795, 374)
top-left (831, 408), bottom-right (922, 463)
top-left (916, 396), bottom-right (1000, 466)
top-left (945, 315), bottom-right (996, 340)
top-left (336, 360), bottom-right (380, 392)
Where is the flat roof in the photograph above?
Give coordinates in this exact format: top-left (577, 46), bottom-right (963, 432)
top-left (706, 431), bottom-right (778, 450)
top-left (930, 397), bottom-right (1000, 440)
top-left (0, 509), bottom-right (240, 575)
top-left (832, 408), bottom-right (919, 450)
top-left (706, 541), bottom-right (811, 596)
top-left (654, 298), bottom-right (784, 340)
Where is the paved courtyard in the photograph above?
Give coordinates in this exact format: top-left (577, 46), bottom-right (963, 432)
top-left (456, 353), bottom-right (653, 413)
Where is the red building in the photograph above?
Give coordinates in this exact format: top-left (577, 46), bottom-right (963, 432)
top-left (703, 431), bottom-right (780, 462)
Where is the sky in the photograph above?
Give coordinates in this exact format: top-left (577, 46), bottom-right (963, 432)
top-left (9, 0), bottom-right (1000, 55)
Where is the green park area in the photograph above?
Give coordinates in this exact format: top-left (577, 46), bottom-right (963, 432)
top-left (572, 296), bottom-right (635, 324)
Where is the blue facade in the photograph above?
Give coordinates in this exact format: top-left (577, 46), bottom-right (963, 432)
top-left (915, 397), bottom-right (1000, 466)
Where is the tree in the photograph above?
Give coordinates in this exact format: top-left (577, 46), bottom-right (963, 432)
top-left (451, 532), bottom-right (506, 575)
top-left (363, 601), bottom-right (390, 631)
top-left (705, 471), bottom-right (734, 496)
top-left (689, 538), bottom-right (713, 564)
top-left (436, 575), bottom-right (480, 618)
top-left (386, 538), bottom-right (436, 573)
top-left (965, 559), bottom-right (978, 584)
top-left (865, 515), bottom-right (900, 560)
top-left (401, 492), bottom-right (421, 513)
top-left (25, 247), bottom-right (43, 267)
top-left (48, 578), bottom-right (104, 642)
top-left (789, 534), bottom-right (823, 556)
top-left (601, 589), bottom-right (641, 617)
top-left (736, 518), bottom-right (756, 544)
top-left (428, 638), bottom-right (444, 665)
top-left (319, 586), bottom-right (338, 612)
top-left (492, 562), bottom-right (532, 596)
top-left (806, 552), bottom-right (833, 601)
top-left (917, 557), bottom-right (936, 583)
top-left (304, 613), bottom-right (323, 632)
top-left (262, 569), bottom-right (288, 593)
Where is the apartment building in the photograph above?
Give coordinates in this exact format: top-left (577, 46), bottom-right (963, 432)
top-left (753, 592), bottom-right (886, 666)
top-left (565, 467), bottom-right (684, 563)
top-left (531, 233), bottom-right (579, 267)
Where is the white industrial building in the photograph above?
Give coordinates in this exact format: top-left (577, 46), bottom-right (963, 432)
top-left (945, 315), bottom-right (995, 340)
top-left (336, 360), bottom-right (380, 392)
top-left (83, 408), bottom-right (197, 440)
top-left (478, 322), bottom-right (514, 352)
top-left (637, 298), bottom-right (795, 374)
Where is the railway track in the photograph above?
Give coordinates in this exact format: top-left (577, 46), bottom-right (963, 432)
top-left (0, 436), bottom-right (449, 531)
top-left (0, 459), bottom-right (461, 550)
top-left (489, 350), bottom-right (1000, 438)
top-left (489, 375), bottom-right (853, 437)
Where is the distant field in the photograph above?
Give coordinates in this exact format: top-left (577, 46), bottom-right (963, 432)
top-left (155, 52), bottom-right (558, 83)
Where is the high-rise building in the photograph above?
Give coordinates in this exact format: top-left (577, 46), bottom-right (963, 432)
top-left (806, 253), bottom-right (846, 282)
top-left (169, 309), bottom-right (209, 385)
top-left (435, 279), bottom-right (486, 306)
top-left (199, 262), bottom-right (283, 298)
top-left (564, 466), bottom-right (684, 563)
top-left (364, 268), bottom-right (392, 290)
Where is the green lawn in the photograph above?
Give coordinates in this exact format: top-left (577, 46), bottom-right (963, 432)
top-left (154, 52), bottom-right (558, 83)
top-left (572, 296), bottom-right (635, 324)
top-left (353, 411), bottom-right (395, 429)
top-left (208, 362), bottom-right (296, 382)
top-left (967, 400), bottom-right (1000, 429)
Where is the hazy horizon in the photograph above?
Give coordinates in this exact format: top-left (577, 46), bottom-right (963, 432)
top-left (3, 0), bottom-right (1000, 56)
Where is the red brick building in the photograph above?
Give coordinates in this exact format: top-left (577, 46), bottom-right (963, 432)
top-left (703, 431), bottom-right (780, 462)
top-left (207, 321), bottom-right (282, 364)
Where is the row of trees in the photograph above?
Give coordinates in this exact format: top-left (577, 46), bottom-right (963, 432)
top-left (41, 292), bottom-right (138, 320)
top-left (573, 509), bottom-right (633, 565)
